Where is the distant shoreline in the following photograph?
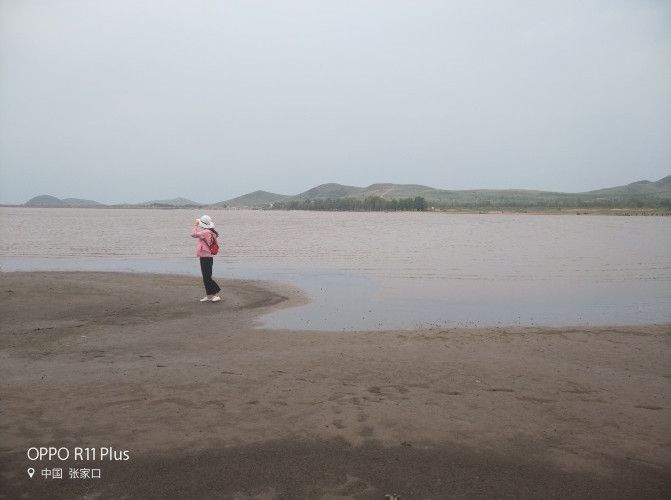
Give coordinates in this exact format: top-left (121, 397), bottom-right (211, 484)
top-left (9, 175), bottom-right (671, 211)
top-left (2, 204), bottom-right (670, 216)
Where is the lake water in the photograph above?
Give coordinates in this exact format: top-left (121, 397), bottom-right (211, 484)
top-left (1, 207), bottom-right (670, 330)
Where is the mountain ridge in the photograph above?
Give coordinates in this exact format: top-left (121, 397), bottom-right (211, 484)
top-left (18, 175), bottom-right (671, 209)
top-left (212, 190), bottom-right (290, 208)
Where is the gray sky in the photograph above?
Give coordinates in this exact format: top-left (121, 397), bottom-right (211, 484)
top-left (1, 0), bottom-right (669, 204)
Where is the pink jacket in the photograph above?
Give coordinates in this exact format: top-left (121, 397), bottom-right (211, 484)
top-left (191, 225), bottom-right (217, 257)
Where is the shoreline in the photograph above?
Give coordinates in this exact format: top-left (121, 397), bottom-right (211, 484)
top-left (1, 272), bottom-right (670, 498)
top-left (1, 269), bottom-right (668, 332)
top-left (2, 205), bottom-right (670, 216)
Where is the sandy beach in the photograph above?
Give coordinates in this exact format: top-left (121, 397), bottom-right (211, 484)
top-left (1, 272), bottom-right (670, 499)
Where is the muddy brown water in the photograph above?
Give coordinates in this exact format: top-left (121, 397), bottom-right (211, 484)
top-left (1, 207), bottom-right (669, 329)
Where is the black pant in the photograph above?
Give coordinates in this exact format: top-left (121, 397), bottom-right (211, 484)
top-left (199, 257), bottom-right (220, 295)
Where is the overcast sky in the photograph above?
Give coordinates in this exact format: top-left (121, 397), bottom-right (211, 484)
top-left (0, 0), bottom-right (669, 204)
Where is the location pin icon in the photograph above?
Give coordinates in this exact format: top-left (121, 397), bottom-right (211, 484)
top-left (27, 468), bottom-right (35, 478)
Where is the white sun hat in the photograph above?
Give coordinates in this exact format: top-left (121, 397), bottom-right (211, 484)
top-left (198, 215), bottom-right (214, 229)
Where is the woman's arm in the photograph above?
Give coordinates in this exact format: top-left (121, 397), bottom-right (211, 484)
top-left (191, 222), bottom-right (205, 239)
top-left (191, 223), bottom-right (214, 244)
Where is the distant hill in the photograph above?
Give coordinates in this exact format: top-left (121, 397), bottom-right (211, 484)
top-left (25, 195), bottom-right (67, 207)
top-left (22, 195), bottom-right (199, 209)
top-left (357, 183), bottom-right (439, 200)
top-left (19, 176), bottom-right (671, 209)
top-left (293, 183), bottom-right (364, 200)
top-left (61, 198), bottom-right (106, 207)
top-left (267, 176), bottom-right (671, 210)
top-left (216, 190), bottom-right (290, 208)
top-left (25, 195), bottom-right (104, 207)
top-left (279, 182), bottom-right (564, 205)
top-left (586, 175), bottom-right (671, 196)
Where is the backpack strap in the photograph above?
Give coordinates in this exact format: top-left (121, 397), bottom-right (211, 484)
top-left (207, 229), bottom-right (217, 247)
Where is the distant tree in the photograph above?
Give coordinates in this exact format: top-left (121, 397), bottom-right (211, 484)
top-left (413, 196), bottom-right (427, 211)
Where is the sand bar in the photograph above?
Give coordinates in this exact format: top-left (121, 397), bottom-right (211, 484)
top-left (1, 272), bottom-right (670, 499)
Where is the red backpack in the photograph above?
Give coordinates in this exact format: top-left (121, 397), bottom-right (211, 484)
top-left (208, 230), bottom-right (219, 255)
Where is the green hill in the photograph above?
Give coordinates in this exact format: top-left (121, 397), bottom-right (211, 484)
top-left (267, 176), bottom-right (671, 210)
top-left (216, 190), bottom-right (290, 208)
top-left (61, 198), bottom-right (106, 207)
top-left (293, 183), bottom-right (364, 200)
top-left (587, 175), bottom-right (671, 195)
top-left (287, 183), bottom-right (572, 206)
top-left (583, 176), bottom-right (671, 203)
top-left (24, 195), bottom-right (67, 207)
top-left (20, 176), bottom-right (671, 210)
top-left (25, 195), bottom-right (105, 207)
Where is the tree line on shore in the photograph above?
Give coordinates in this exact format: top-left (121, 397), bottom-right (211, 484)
top-left (269, 194), bottom-right (671, 212)
top-left (432, 197), bottom-right (671, 210)
top-left (270, 196), bottom-right (428, 211)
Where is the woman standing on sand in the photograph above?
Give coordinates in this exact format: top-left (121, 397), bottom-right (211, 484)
top-left (191, 215), bottom-right (221, 302)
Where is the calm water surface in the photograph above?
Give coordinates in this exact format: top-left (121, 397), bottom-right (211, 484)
top-left (1, 207), bottom-right (670, 329)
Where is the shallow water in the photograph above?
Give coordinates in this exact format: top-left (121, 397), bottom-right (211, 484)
top-left (1, 207), bottom-right (670, 329)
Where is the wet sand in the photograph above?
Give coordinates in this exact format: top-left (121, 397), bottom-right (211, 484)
top-left (1, 272), bottom-right (670, 499)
